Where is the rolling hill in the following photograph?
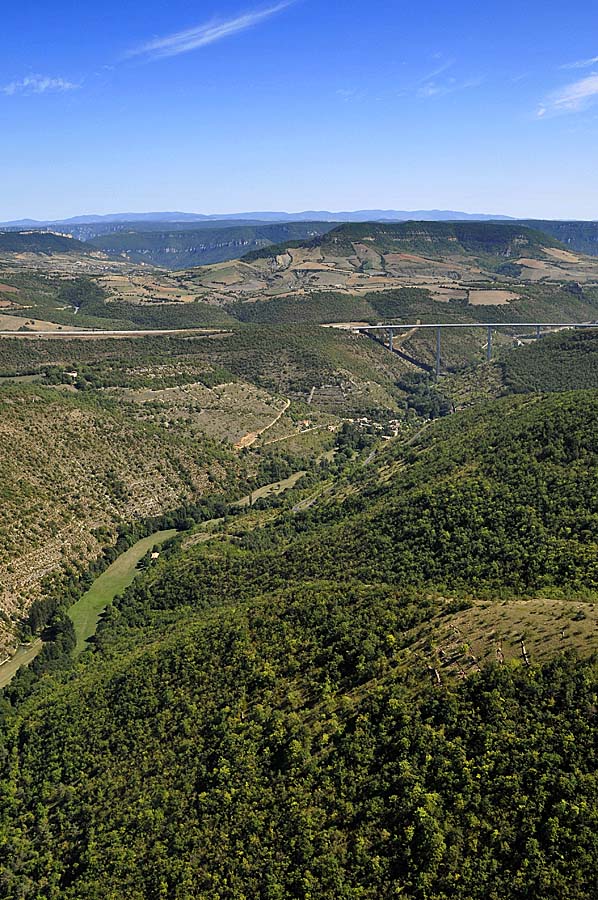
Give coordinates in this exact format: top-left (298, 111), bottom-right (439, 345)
top-left (244, 221), bottom-right (559, 258)
top-left (501, 327), bottom-right (598, 392)
top-left (184, 221), bottom-right (598, 305)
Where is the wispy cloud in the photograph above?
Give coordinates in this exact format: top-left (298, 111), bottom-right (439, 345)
top-left (1, 75), bottom-right (79, 96)
top-left (538, 72), bottom-right (598, 117)
top-left (561, 55), bottom-right (598, 70)
top-left (417, 76), bottom-right (482, 99)
top-left (336, 88), bottom-right (367, 103)
top-left (418, 59), bottom-right (456, 85)
top-left (127, 2), bottom-right (293, 61)
top-left (412, 58), bottom-right (482, 99)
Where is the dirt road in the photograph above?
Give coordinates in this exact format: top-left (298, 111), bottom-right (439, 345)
top-left (234, 399), bottom-right (291, 449)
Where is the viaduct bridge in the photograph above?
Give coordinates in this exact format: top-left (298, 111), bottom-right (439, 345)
top-left (357, 322), bottom-right (598, 376)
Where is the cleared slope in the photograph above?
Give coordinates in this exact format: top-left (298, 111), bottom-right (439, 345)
top-left (0, 326), bottom-right (412, 415)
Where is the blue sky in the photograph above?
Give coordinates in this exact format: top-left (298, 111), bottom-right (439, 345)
top-left (2, 0), bottom-right (598, 220)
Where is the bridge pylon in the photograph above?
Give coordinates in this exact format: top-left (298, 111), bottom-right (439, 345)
top-left (487, 326), bottom-right (493, 361)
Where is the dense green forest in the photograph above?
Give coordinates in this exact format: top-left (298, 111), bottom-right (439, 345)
top-left (2, 605), bottom-right (597, 899)
top-left (223, 283), bottom-right (598, 331)
top-left (362, 285), bottom-right (598, 326)
top-left (0, 232), bottom-right (88, 255)
top-left (226, 292), bottom-right (378, 325)
top-left (502, 328), bottom-right (598, 393)
top-left (75, 295), bottom-right (234, 329)
top-left (2, 389), bottom-right (598, 898)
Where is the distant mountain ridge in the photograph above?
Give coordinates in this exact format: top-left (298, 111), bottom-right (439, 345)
top-left (0, 208), bottom-right (514, 230)
top-left (206, 209), bottom-right (516, 223)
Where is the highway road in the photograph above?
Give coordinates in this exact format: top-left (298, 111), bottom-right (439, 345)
top-left (0, 327), bottom-right (230, 338)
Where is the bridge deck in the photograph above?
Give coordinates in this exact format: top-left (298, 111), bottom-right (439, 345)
top-left (360, 322), bottom-right (597, 330)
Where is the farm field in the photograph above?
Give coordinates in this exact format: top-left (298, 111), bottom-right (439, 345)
top-left (0, 639), bottom-right (43, 689)
top-left (70, 529), bottom-right (178, 653)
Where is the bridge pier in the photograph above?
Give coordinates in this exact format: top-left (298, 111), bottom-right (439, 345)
top-left (358, 321), bottom-right (595, 373)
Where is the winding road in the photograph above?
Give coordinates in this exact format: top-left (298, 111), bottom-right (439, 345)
top-left (234, 399), bottom-right (291, 449)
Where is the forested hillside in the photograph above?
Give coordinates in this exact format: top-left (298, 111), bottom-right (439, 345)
top-left (0, 323), bottom-right (417, 655)
top-left (2, 390), bottom-right (598, 898)
top-left (502, 328), bottom-right (598, 393)
top-left (130, 391), bottom-right (598, 600)
top-left (0, 232), bottom-right (90, 255)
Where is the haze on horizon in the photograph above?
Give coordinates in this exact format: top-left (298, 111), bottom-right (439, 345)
top-left (2, 0), bottom-right (598, 221)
